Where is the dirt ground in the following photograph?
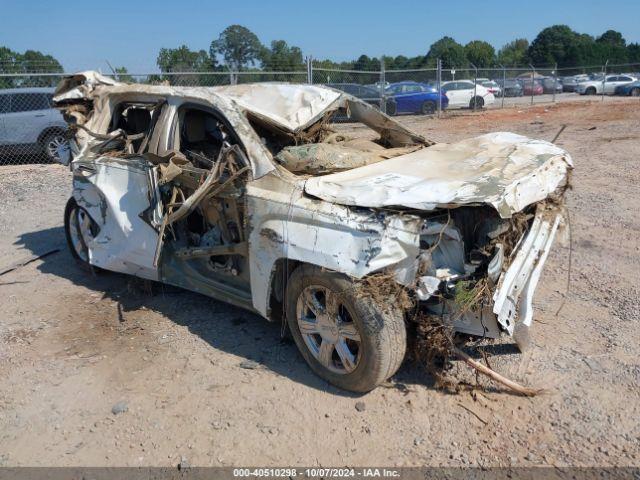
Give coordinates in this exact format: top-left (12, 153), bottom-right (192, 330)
top-left (0, 98), bottom-right (639, 468)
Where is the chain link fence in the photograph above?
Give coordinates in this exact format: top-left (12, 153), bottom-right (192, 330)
top-left (1, 61), bottom-right (639, 165)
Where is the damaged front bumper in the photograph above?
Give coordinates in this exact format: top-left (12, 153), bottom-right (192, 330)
top-left (415, 206), bottom-right (563, 348)
top-left (492, 208), bottom-right (562, 348)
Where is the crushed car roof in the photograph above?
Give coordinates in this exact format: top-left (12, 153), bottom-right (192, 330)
top-left (54, 72), bottom-right (343, 132)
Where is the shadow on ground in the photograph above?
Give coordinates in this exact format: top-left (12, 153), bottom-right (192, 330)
top-left (15, 226), bottom-right (517, 396)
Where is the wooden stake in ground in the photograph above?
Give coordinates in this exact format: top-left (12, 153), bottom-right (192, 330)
top-left (452, 347), bottom-right (545, 397)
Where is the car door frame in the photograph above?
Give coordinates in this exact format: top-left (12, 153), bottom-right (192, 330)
top-left (159, 99), bottom-right (254, 306)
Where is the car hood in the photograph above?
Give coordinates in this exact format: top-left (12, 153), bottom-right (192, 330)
top-left (304, 132), bottom-right (573, 218)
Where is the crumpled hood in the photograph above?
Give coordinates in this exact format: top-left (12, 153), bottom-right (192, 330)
top-left (304, 132), bottom-right (573, 218)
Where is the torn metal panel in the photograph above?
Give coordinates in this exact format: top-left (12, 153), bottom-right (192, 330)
top-left (53, 71), bottom-right (121, 102)
top-left (304, 132), bottom-right (573, 218)
top-left (214, 83), bottom-right (342, 132)
top-left (492, 206), bottom-right (562, 348)
top-left (72, 157), bottom-right (161, 280)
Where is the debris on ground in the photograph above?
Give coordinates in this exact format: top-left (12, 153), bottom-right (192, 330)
top-left (111, 401), bottom-right (128, 415)
top-left (238, 360), bottom-right (260, 370)
top-left (411, 312), bottom-right (544, 396)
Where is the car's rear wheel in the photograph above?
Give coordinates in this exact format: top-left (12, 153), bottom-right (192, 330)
top-left (286, 265), bottom-right (406, 392)
top-left (631, 88), bottom-right (640, 97)
top-left (64, 197), bottom-right (100, 271)
top-left (469, 96), bottom-right (484, 109)
top-left (41, 131), bottom-right (68, 163)
top-left (420, 100), bottom-right (436, 115)
top-left (586, 86), bottom-right (597, 95)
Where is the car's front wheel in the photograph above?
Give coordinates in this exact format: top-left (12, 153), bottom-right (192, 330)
top-left (286, 265), bottom-right (406, 392)
top-left (420, 100), bottom-right (436, 115)
top-left (64, 197), bottom-right (100, 271)
top-left (41, 131), bottom-right (69, 163)
top-left (586, 86), bottom-right (597, 95)
top-left (631, 87), bottom-right (640, 97)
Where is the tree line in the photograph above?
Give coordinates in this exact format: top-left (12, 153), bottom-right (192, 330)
top-left (1, 24), bottom-right (639, 85)
top-left (151, 24), bottom-right (640, 74)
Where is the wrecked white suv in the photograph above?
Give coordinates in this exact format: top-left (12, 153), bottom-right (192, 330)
top-left (53, 72), bottom-right (572, 392)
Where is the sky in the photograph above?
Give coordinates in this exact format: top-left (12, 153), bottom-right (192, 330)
top-left (1, 0), bottom-right (639, 72)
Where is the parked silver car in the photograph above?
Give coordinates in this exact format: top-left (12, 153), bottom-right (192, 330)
top-left (576, 74), bottom-right (637, 95)
top-left (53, 72), bottom-right (572, 392)
top-left (0, 87), bottom-right (68, 162)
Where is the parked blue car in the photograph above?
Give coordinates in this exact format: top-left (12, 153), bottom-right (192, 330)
top-left (385, 81), bottom-right (448, 115)
top-left (614, 80), bottom-right (640, 96)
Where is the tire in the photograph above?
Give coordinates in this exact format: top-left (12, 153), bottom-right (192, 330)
top-left (586, 87), bottom-right (597, 96)
top-left (469, 96), bottom-right (484, 109)
top-left (64, 197), bottom-right (101, 272)
top-left (420, 100), bottom-right (436, 115)
top-left (285, 265), bottom-right (406, 392)
top-left (631, 88), bottom-right (640, 97)
top-left (41, 130), bottom-right (69, 163)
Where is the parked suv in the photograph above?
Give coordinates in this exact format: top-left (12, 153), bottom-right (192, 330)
top-left (0, 87), bottom-right (68, 162)
top-left (53, 72), bottom-right (572, 392)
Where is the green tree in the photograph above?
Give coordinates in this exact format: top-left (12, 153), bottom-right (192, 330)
top-left (0, 47), bottom-right (63, 87)
top-left (210, 25), bottom-right (263, 71)
top-left (425, 36), bottom-right (467, 68)
top-left (261, 40), bottom-right (303, 71)
top-left (114, 66), bottom-right (134, 83)
top-left (497, 39), bottom-right (529, 66)
top-left (597, 30), bottom-right (625, 47)
top-left (595, 30), bottom-right (628, 64)
top-left (0, 47), bottom-right (19, 88)
top-left (390, 55), bottom-right (409, 69)
top-left (628, 43), bottom-right (640, 63)
top-left (353, 54), bottom-right (380, 71)
top-left (156, 45), bottom-right (212, 72)
top-left (527, 25), bottom-right (592, 67)
top-left (464, 40), bottom-right (496, 67)
top-left (19, 50), bottom-right (63, 73)
top-left (156, 45), bottom-right (214, 85)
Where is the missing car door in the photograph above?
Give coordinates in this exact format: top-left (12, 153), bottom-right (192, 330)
top-left (157, 104), bottom-right (252, 296)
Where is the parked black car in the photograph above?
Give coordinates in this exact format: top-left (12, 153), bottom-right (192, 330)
top-left (496, 79), bottom-right (524, 97)
top-left (560, 76), bottom-right (578, 92)
top-left (327, 83), bottom-right (396, 115)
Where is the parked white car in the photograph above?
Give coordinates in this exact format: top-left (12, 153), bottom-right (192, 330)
top-left (480, 80), bottom-right (502, 97)
top-left (442, 80), bottom-right (495, 109)
top-left (0, 87), bottom-right (68, 161)
top-left (576, 74), bottom-right (637, 95)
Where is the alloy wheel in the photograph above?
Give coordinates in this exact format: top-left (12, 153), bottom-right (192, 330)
top-left (295, 285), bottom-right (362, 374)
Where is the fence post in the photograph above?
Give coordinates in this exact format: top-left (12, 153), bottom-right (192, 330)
top-left (601, 59), bottom-right (608, 102)
top-left (553, 63), bottom-right (557, 103)
top-left (500, 64), bottom-right (506, 109)
top-left (437, 58), bottom-right (442, 118)
top-left (379, 56), bottom-right (386, 114)
top-left (470, 62), bottom-right (478, 111)
top-left (529, 64), bottom-right (535, 105)
top-left (306, 56), bottom-right (313, 84)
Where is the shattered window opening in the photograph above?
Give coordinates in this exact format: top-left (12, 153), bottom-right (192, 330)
top-left (247, 108), bottom-right (427, 177)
